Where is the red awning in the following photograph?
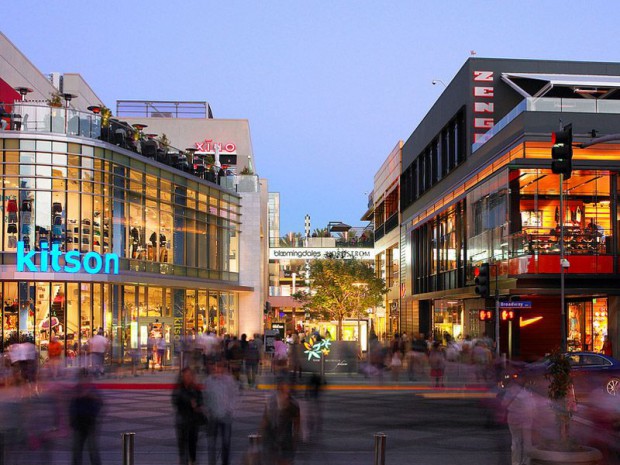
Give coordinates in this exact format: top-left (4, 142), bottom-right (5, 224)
top-left (0, 78), bottom-right (20, 109)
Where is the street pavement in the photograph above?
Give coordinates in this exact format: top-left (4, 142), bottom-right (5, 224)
top-left (0, 361), bottom-right (616, 464)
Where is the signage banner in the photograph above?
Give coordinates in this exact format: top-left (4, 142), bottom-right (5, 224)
top-left (16, 241), bottom-right (119, 275)
top-left (269, 248), bottom-right (374, 260)
top-left (499, 301), bottom-right (532, 309)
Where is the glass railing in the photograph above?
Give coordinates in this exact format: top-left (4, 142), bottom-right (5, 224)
top-left (472, 97), bottom-right (620, 152)
top-left (2, 102), bottom-right (102, 138)
top-left (1, 102), bottom-right (239, 191)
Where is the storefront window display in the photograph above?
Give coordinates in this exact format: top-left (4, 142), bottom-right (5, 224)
top-left (433, 299), bottom-right (463, 342)
top-left (510, 169), bottom-right (611, 257)
top-left (567, 298), bottom-right (608, 353)
top-left (0, 281), bottom-right (238, 359)
top-left (0, 136), bottom-right (242, 360)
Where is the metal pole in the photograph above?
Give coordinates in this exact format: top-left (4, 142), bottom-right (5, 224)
top-left (494, 267), bottom-right (500, 357)
top-left (122, 432), bottom-right (135, 465)
top-left (374, 432), bottom-right (387, 465)
top-left (560, 173), bottom-right (567, 352)
top-left (508, 321), bottom-right (513, 360)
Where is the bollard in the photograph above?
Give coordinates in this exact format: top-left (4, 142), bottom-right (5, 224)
top-left (374, 432), bottom-right (387, 465)
top-left (248, 433), bottom-right (261, 447)
top-left (0, 432), bottom-right (4, 465)
top-left (122, 432), bottom-right (135, 465)
top-left (246, 433), bottom-right (262, 465)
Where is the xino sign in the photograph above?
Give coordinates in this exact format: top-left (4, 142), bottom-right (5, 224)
top-left (473, 71), bottom-right (495, 143)
top-left (16, 241), bottom-right (120, 275)
top-left (194, 139), bottom-right (237, 154)
top-left (269, 248), bottom-right (374, 260)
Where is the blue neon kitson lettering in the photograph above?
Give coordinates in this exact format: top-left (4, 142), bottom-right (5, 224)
top-left (16, 241), bottom-right (119, 274)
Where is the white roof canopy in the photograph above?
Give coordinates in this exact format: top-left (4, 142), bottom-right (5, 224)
top-left (501, 72), bottom-right (620, 98)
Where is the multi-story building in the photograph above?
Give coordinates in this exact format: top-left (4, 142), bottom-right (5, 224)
top-left (0, 32), bottom-right (266, 364)
top-left (400, 57), bottom-right (620, 359)
top-left (361, 142), bottom-right (402, 339)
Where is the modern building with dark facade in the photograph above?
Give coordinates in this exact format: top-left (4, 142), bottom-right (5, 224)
top-left (400, 57), bottom-right (620, 359)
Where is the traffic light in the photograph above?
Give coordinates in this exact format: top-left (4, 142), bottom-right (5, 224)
top-left (479, 310), bottom-right (493, 321)
top-left (474, 263), bottom-right (490, 298)
top-left (263, 301), bottom-right (272, 315)
top-left (501, 310), bottom-right (516, 321)
top-left (551, 124), bottom-right (573, 180)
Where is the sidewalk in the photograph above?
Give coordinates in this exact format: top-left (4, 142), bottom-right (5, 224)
top-left (85, 359), bottom-right (496, 394)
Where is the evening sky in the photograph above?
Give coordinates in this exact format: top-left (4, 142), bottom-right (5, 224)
top-left (3, 1), bottom-right (619, 235)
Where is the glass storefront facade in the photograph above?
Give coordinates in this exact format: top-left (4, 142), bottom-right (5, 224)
top-left (414, 166), bottom-right (615, 350)
top-left (0, 136), bottom-right (242, 362)
top-left (467, 167), bottom-right (612, 269)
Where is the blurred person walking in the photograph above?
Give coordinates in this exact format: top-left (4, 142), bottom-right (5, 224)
top-left (260, 381), bottom-right (301, 465)
top-left (204, 361), bottom-right (239, 465)
top-left (502, 374), bottom-right (534, 465)
top-left (69, 370), bottom-right (104, 465)
top-left (146, 333), bottom-right (156, 371)
top-left (472, 341), bottom-right (493, 382)
top-left (88, 330), bottom-right (108, 378)
top-left (48, 335), bottom-right (63, 379)
top-left (172, 367), bottom-right (204, 465)
top-left (428, 341), bottom-right (446, 388)
top-left (244, 336), bottom-right (261, 389)
top-left (156, 336), bottom-right (166, 371)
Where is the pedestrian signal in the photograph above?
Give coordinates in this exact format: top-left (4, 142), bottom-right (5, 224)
top-left (479, 310), bottom-right (493, 321)
top-left (501, 310), bottom-right (516, 321)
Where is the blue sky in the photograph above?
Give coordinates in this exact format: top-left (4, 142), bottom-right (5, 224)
top-left (3, 1), bottom-right (619, 234)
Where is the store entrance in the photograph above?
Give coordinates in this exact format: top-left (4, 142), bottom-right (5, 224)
top-left (140, 318), bottom-right (173, 369)
top-left (567, 297), bottom-right (608, 353)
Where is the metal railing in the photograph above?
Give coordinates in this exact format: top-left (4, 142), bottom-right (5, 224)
top-left (116, 100), bottom-right (212, 119)
top-left (0, 102), bottom-right (237, 190)
top-left (2, 102), bottom-right (101, 138)
top-left (472, 96), bottom-right (620, 152)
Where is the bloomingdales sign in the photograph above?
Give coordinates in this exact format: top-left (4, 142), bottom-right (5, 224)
top-left (269, 248), bottom-right (374, 260)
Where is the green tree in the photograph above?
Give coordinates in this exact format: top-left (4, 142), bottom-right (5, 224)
top-left (294, 258), bottom-right (386, 340)
top-left (312, 227), bottom-right (330, 237)
top-left (279, 232), bottom-right (303, 247)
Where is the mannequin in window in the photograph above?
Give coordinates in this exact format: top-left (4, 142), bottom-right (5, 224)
top-left (130, 226), bottom-right (140, 258)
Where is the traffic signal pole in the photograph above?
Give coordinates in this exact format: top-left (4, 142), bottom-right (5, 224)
top-left (560, 173), bottom-right (567, 352)
top-left (495, 271), bottom-right (500, 357)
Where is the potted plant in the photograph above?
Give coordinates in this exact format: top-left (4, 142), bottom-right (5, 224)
top-left (100, 105), bottom-right (112, 128)
top-left (528, 350), bottom-right (602, 464)
top-left (47, 91), bottom-right (63, 108)
top-left (240, 166), bottom-right (254, 175)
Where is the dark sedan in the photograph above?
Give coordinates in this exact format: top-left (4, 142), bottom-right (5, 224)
top-left (519, 352), bottom-right (620, 400)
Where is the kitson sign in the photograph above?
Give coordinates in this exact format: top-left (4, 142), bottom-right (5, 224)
top-left (16, 241), bottom-right (119, 275)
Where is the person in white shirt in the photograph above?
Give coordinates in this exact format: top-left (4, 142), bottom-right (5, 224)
top-left (204, 362), bottom-right (239, 465)
top-left (88, 330), bottom-right (108, 377)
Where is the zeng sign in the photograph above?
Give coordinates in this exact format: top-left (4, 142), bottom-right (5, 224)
top-left (473, 70), bottom-right (495, 143)
top-left (16, 241), bottom-right (120, 275)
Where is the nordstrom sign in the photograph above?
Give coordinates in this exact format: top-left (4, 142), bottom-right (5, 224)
top-left (16, 241), bottom-right (119, 275)
top-left (269, 248), bottom-right (374, 260)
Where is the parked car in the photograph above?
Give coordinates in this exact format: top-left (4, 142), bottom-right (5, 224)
top-left (518, 352), bottom-right (620, 401)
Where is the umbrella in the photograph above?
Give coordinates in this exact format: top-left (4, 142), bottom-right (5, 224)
top-left (39, 316), bottom-right (60, 330)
